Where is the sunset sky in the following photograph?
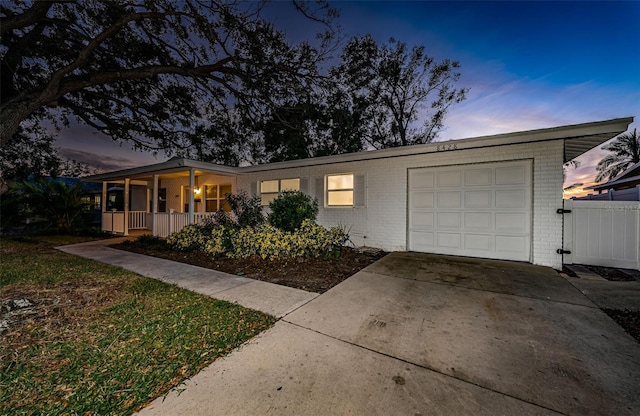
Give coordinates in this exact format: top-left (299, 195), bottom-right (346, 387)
top-left (56, 1), bottom-right (640, 197)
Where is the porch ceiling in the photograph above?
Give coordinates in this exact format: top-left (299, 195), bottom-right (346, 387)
top-left (123, 169), bottom-right (221, 182)
top-left (83, 158), bottom-right (238, 182)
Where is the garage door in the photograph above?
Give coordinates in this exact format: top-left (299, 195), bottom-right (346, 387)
top-left (408, 160), bottom-right (532, 261)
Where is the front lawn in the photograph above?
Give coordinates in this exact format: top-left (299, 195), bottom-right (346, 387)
top-left (0, 235), bottom-right (275, 415)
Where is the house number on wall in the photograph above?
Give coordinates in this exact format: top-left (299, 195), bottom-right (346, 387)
top-left (436, 143), bottom-right (458, 151)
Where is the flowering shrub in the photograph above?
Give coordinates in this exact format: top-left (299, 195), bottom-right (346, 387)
top-left (204, 226), bottom-right (236, 256)
top-left (228, 220), bottom-right (348, 260)
top-left (166, 224), bottom-right (208, 251)
top-left (169, 219), bottom-right (349, 260)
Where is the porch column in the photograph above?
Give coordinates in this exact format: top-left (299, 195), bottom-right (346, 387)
top-left (189, 168), bottom-right (195, 224)
top-left (152, 175), bottom-right (158, 236)
top-left (124, 178), bottom-right (130, 236)
top-left (101, 182), bottom-right (107, 232)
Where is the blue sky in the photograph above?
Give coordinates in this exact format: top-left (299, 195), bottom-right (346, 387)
top-left (58, 1), bottom-right (640, 195)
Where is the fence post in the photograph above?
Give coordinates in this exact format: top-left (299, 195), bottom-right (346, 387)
top-left (562, 199), bottom-right (574, 265)
top-left (110, 208), bottom-right (117, 234)
top-left (169, 209), bottom-right (174, 235)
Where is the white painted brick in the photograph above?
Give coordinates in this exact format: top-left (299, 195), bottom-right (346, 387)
top-left (153, 139), bottom-right (567, 269)
top-left (236, 139), bottom-right (565, 269)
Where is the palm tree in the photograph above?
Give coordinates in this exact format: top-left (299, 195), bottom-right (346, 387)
top-left (2, 177), bottom-right (87, 233)
top-left (595, 129), bottom-right (640, 183)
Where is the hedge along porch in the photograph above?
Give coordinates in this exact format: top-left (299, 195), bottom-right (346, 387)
top-left (84, 117), bottom-right (633, 269)
top-left (86, 159), bottom-right (238, 236)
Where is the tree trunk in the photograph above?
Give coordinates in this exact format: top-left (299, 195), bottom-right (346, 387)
top-left (0, 99), bottom-right (39, 147)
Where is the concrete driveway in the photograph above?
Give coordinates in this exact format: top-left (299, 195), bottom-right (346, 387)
top-left (138, 252), bottom-right (640, 416)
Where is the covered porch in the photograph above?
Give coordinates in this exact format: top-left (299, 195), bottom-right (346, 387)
top-left (84, 158), bottom-right (239, 237)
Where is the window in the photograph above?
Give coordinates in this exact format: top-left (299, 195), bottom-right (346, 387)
top-left (82, 195), bottom-right (101, 211)
top-left (326, 174), bottom-right (354, 206)
top-left (107, 189), bottom-right (124, 211)
top-left (204, 184), bottom-right (232, 212)
top-left (260, 178), bottom-right (300, 205)
top-left (158, 188), bottom-right (167, 213)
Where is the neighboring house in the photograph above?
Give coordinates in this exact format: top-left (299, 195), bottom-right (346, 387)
top-left (45, 177), bottom-right (103, 225)
top-left (84, 117), bottom-right (633, 270)
top-left (576, 161), bottom-right (640, 201)
top-left (4, 176), bottom-right (103, 226)
top-left (54, 177), bottom-right (104, 223)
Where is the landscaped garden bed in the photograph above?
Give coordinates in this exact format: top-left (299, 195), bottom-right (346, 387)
top-left (114, 239), bottom-right (386, 293)
top-left (114, 190), bottom-right (387, 294)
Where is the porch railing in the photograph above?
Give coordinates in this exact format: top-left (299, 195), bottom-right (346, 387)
top-left (152, 211), bottom-right (214, 238)
top-left (194, 212), bottom-right (215, 224)
top-left (128, 211), bottom-right (147, 229)
top-left (103, 210), bottom-right (217, 237)
top-left (102, 211), bottom-right (125, 234)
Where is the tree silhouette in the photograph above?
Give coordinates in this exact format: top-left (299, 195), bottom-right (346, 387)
top-left (331, 35), bottom-right (468, 149)
top-left (595, 129), bottom-right (640, 182)
top-left (2, 177), bottom-right (88, 232)
top-left (1, 0), bottom-right (336, 162)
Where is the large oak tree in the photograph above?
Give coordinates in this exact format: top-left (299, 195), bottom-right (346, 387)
top-left (1, 0), bottom-right (336, 170)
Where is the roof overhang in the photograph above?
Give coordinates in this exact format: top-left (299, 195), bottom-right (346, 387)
top-left (561, 118), bottom-right (635, 163)
top-left (590, 175), bottom-right (640, 191)
top-left (238, 117), bottom-right (634, 173)
top-left (83, 117), bottom-right (634, 180)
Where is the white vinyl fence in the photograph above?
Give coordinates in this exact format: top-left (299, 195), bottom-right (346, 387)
top-left (563, 200), bottom-right (640, 270)
top-left (573, 186), bottom-right (640, 201)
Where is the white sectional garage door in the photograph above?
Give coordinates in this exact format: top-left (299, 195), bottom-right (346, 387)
top-left (408, 160), bottom-right (532, 261)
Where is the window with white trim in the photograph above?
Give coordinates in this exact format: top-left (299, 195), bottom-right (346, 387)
top-left (326, 174), bottom-right (354, 206)
top-left (260, 178), bottom-right (300, 205)
top-left (204, 184), bottom-right (232, 212)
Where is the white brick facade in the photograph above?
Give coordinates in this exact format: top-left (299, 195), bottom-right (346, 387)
top-left (87, 118), bottom-right (633, 271)
top-left (237, 140), bottom-right (565, 269)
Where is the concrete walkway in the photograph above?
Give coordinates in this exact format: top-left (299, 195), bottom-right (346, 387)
top-left (57, 239), bottom-right (318, 318)
top-left (58, 242), bottom-right (640, 415)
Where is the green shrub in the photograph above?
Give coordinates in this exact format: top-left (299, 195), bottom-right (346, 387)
top-left (167, 217), bottom-right (348, 260)
top-left (2, 178), bottom-right (88, 233)
top-left (127, 234), bottom-right (171, 251)
top-left (268, 191), bottom-right (319, 232)
top-left (210, 190), bottom-right (264, 228)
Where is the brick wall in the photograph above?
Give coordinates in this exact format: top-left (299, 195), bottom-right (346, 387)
top-left (238, 139), bottom-right (565, 269)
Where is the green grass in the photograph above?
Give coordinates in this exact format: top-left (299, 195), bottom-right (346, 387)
top-left (0, 236), bottom-right (276, 415)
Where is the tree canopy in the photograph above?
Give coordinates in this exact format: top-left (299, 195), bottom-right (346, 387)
top-left (331, 35), bottom-right (468, 149)
top-left (595, 129), bottom-right (640, 183)
top-left (1, 0), bottom-right (336, 163)
top-left (258, 35), bottom-right (468, 162)
top-left (1, 1), bottom-right (468, 173)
